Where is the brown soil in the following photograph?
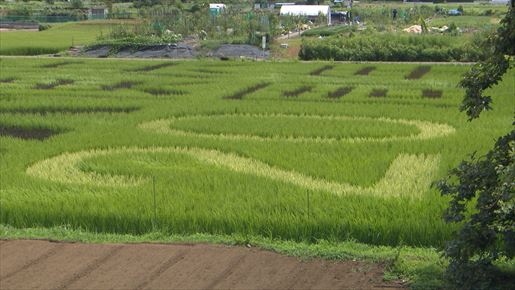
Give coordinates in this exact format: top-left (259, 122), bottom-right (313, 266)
top-left (405, 66), bottom-right (431, 80)
top-left (355, 67), bottom-right (376, 76)
top-left (422, 89), bottom-right (443, 98)
top-left (0, 239), bottom-right (405, 290)
top-left (34, 79), bottom-right (74, 90)
top-left (283, 86), bottom-right (313, 98)
top-left (0, 126), bottom-right (59, 140)
top-left (327, 86), bottom-right (354, 99)
top-left (310, 65), bottom-right (334, 76)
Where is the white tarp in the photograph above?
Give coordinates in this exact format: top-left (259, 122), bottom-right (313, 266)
top-left (209, 3), bottom-right (226, 9)
top-left (280, 5), bottom-right (331, 25)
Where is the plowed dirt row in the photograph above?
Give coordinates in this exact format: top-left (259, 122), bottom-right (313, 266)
top-left (0, 240), bottom-right (404, 289)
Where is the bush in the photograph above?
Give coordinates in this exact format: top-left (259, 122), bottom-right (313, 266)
top-left (38, 24), bottom-right (52, 31)
top-left (299, 33), bottom-right (484, 62)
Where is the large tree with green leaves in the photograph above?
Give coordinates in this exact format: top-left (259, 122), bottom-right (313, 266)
top-left (436, 5), bottom-right (514, 290)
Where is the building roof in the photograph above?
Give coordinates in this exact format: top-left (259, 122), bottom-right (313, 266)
top-left (279, 5), bottom-right (331, 17)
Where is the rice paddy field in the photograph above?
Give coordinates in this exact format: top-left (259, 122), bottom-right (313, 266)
top-left (0, 57), bottom-right (513, 249)
top-left (0, 20), bottom-right (136, 56)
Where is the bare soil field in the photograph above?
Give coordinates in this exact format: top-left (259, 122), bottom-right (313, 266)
top-left (0, 239), bottom-right (404, 289)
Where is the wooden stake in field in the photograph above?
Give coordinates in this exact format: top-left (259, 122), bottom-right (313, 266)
top-left (152, 176), bottom-right (157, 230)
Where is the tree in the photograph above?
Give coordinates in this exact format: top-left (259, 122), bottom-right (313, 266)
top-left (435, 6), bottom-right (514, 290)
top-left (70, 0), bottom-right (83, 9)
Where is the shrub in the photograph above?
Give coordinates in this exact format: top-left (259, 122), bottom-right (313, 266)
top-left (38, 24), bottom-right (51, 31)
top-left (299, 33), bottom-right (484, 62)
top-left (70, 0), bottom-right (83, 9)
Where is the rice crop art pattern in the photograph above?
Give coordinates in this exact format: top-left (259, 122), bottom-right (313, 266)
top-left (1, 58), bottom-right (513, 247)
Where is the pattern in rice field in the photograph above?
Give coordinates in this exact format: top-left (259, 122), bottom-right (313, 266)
top-left (422, 89), bottom-right (443, 99)
top-left (224, 83), bottom-right (270, 100)
top-left (138, 113), bottom-right (455, 143)
top-left (355, 67), bottom-right (376, 76)
top-left (405, 66), bottom-right (431, 80)
top-left (310, 65), bottom-right (334, 76)
top-left (27, 146), bottom-right (439, 198)
top-left (130, 63), bottom-right (177, 72)
top-left (33, 79), bottom-right (74, 90)
top-left (0, 125), bottom-right (61, 140)
top-left (0, 107), bottom-right (140, 115)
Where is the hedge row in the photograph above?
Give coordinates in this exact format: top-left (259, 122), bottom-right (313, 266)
top-left (299, 33), bottom-right (485, 62)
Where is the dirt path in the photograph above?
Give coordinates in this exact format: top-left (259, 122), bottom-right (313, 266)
top-left (0, 239), bottom-right (404, 289)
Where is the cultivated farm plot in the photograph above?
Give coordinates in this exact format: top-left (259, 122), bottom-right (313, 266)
top-left (0, 58), bottom-right (513, 247)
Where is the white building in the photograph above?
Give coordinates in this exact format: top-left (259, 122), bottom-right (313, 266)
top-left (279, 5), bottom-right (331, 25)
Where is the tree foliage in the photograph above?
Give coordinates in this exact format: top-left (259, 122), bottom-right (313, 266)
top-left (436, 6), bottom-right (514, 290)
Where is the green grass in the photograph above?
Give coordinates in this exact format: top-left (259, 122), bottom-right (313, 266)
top-left (0, 58), bottom-right (513, 250)
top-left (0, 20), bottom-right (136, 55)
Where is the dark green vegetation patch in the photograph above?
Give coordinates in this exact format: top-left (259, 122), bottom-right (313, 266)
top-left (224, 82), bottom-right (271, 100)
top-left (327, 87), bottom-right (354, 99)
top-left (355, 67), bottom-right (376, 76)
top-left (406, 66), bottom-right (431, 80)
top-left (422, 89), bottom-right (443, 99)
top-left (131, 62), bottom-right (177, 72)
top-left (283, 86), bottom-right (313, 98)
top-left (0, 107), bottom-right (140, 115)
top-left (101, 81), bottom-right (141, 91)
top-left (143, 88), bottom-right (186, 96)
top-left (33, 79), bottom-right (74, 90)
top-left (369, 89), bottom-right (388, 98)
top-left (310, 65), bottom-right (334, 76)
top-left (0, 125), bottom-right (60, 140)
top-left (0, 77), bottom-right (16, 83)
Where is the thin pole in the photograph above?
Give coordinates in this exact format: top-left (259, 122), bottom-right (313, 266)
top-left (307, 191), bottom-right (310, 220)
top-left (152, 176), bottom-right (157, 230)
